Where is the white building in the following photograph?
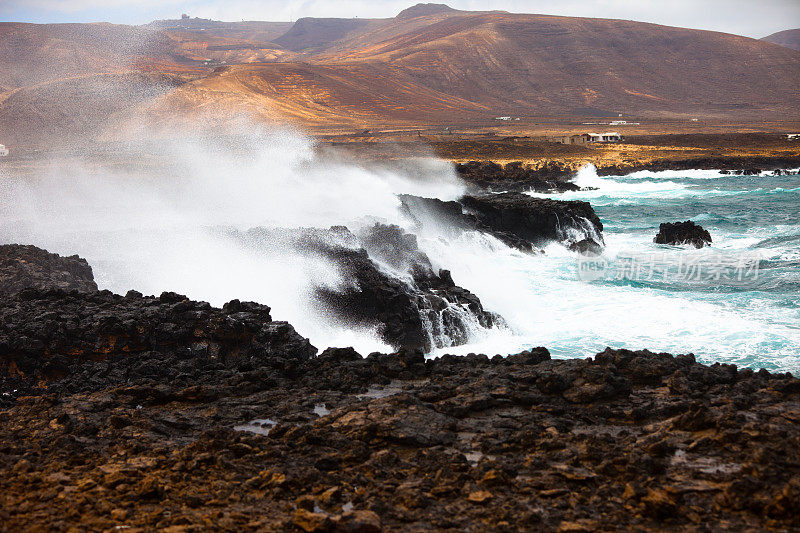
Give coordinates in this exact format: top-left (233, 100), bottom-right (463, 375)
top-left (787, 134), bottom-right (800, 141)
top-left (586, 132), bottom-right (622, 142)
top-left (0, 144), bottom-right (8, 157)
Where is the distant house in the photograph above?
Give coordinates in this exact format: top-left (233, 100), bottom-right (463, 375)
top-left (554, 134), bottom-right (591, 145)
top-left (0, 144), bottom-right (8, 157)
top-left (787, 134), bottom-right (800, 140)
top-left (495, 116), bottom-right (512, 121)
top-left (587, 132), bottom-right (622, 142)
top-left (553, 132), bottom-right (622, 145)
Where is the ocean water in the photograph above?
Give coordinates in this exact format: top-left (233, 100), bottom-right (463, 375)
top-left (1, 132), bottom-right (797, 373)
top-left (426, 165), bottom-right (800, 374)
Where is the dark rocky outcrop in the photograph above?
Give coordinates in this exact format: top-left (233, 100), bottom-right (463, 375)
top-left (597, 155), bottom-right (800, 176)
top-left (399, 192), bottom-right (605, 252)
top-left (0, 244), bottom-right (98, 295)
top-left (455, 160), bottom-right (581, 193)
top-left (1, 333), bottom-right (798, 531)
top-left (460, 193), bottom-right (604, 247)
top-left (654, 221), bottom-right (713, 248)
top-left (569, 237), bottom-right (603, 256)
top-left (243, 225), bottom-right (501, 351)
top-left (0, 289), bottom-right (316, 400)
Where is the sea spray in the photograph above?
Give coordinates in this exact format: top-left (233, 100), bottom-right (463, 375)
top-left (0, 126), bottom-right (470, 354)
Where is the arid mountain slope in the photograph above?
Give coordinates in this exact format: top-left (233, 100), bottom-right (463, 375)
top-left (762, 28), bottom-right (800, 52)
top-left (0, 23), bottom-right (184, 89)
top-left (2, 6), bottom-right (800, 149)
top-left (305, 12), bottom-right (800, 118)
top-left (0, 72), bottom-right (184, 148)
top-left (118, 61), bottom-right (490, 137)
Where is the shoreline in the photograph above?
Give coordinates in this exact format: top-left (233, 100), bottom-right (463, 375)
top-left (1, 143), bottom-right (798, 530)
top-left (1, 230), bottom-right (798, 530)
top-left (1, 280), bottom-right (798, 531)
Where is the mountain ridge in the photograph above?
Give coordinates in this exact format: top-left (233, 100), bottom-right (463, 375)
top-left (1, 5), bottom-right (799, 148)
top-left (762, 28), bottom-right (800, 51)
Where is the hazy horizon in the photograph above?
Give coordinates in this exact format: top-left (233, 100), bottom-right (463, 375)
top-left (1, 0), bottom-right (799, 39)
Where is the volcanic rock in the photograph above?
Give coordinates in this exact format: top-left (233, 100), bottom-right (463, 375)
top-left (455, 160), bottom-right (580, 193)
top-left (0, 244), bottom-right (98, 295)
top-left (2, 245), bottom-right (797, 531)
top-left (399, 193), bottom-right (604, 252)
top-left (654, 221), bottom-right (713, 248)
top-left (460, 193), bottom-right (604, 247)
top-left (1, 334), bottom-right (797, 531)
top-left (568, 238), bottom-right (603, 256)
top-left (243, 225), bottom-right (502, 351)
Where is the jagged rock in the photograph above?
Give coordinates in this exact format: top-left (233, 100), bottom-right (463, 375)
top-left (315, 225), bottom-right (502, 351)
top-left (244, 225), bottom-right (502, 352)
top-left (568, 238), bottom-right (603, 256)
top-left (654, 221), bottom-right (712, 248)
top-left (0, 287), bottom-right (316, 398)
top-left (460, 193), bottom-right (604, 247)
top-left (0, 244), bottom-right (98, 295)
top-left (398, 193), bottom-right (604, 253)
top-left (455, 160), bottom-right (580, 193)
top-left (0, 312), bottom-right (798, 533)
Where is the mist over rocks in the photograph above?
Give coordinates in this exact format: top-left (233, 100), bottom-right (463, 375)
top-left (460, 193), bottom-right (604, 248)
top-left (0, 244), bottom-right (98, 296)
top-left (240, 224), bottom-right (502, 352)
top-left (398, 192), bottom-right (605, 253)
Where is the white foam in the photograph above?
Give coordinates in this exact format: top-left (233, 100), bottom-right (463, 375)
top-left (0, 125), bottom-right (463, 353)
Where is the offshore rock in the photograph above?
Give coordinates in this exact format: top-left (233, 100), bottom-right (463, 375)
top-left (460, 193), bottom-right (604, 247)
top-left (654, 221), bottom-right (713, 248)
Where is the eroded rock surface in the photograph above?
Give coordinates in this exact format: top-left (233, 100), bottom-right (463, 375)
top-left (399, 192), bottom-right (605, 253)
top-left (0, 244), bottom-right (98, 295)
top-left (1, 246), bottom-right (797, 531)
top-left (460, 193), bottom-right (604, 247)
top-left (242, 225), bottom-right (501, 352)
top-left (455, 160), bottom-right (581, 193)
top-left (1, 341), bottom-right (797, 531)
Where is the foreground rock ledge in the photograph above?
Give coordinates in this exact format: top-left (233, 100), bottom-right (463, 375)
top-left (1, 339), bottom-right (798, 530)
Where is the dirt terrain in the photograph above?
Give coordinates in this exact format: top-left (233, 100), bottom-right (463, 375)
top-left (316, 132), bottom-right (800, 175)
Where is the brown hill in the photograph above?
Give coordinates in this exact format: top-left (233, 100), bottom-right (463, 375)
top-left (762, 29), bottom-right (800, 52)
top-left (2, 6), bottom-right (800, 149)
top-left (303, 11), bottom-right (800, 119)
top-left (396, 3), bottom-right (458, 19)
top-left (273, 18), bottom-right (377, 51)
top-left (0, 22), bottom-right (184, 89)
top-left (0, 72), bottom-right (184, 148)
top-left (146, 18), bottom-right (292, 41)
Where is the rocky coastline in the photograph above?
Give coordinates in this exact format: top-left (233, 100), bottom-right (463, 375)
top-left (595, 155), bottom-right (800, 177)
top-left (1, 232), bottom-right (799, 531)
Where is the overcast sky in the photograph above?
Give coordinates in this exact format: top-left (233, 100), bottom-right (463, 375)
top-left (1, 0), bottom-right (798, 38)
